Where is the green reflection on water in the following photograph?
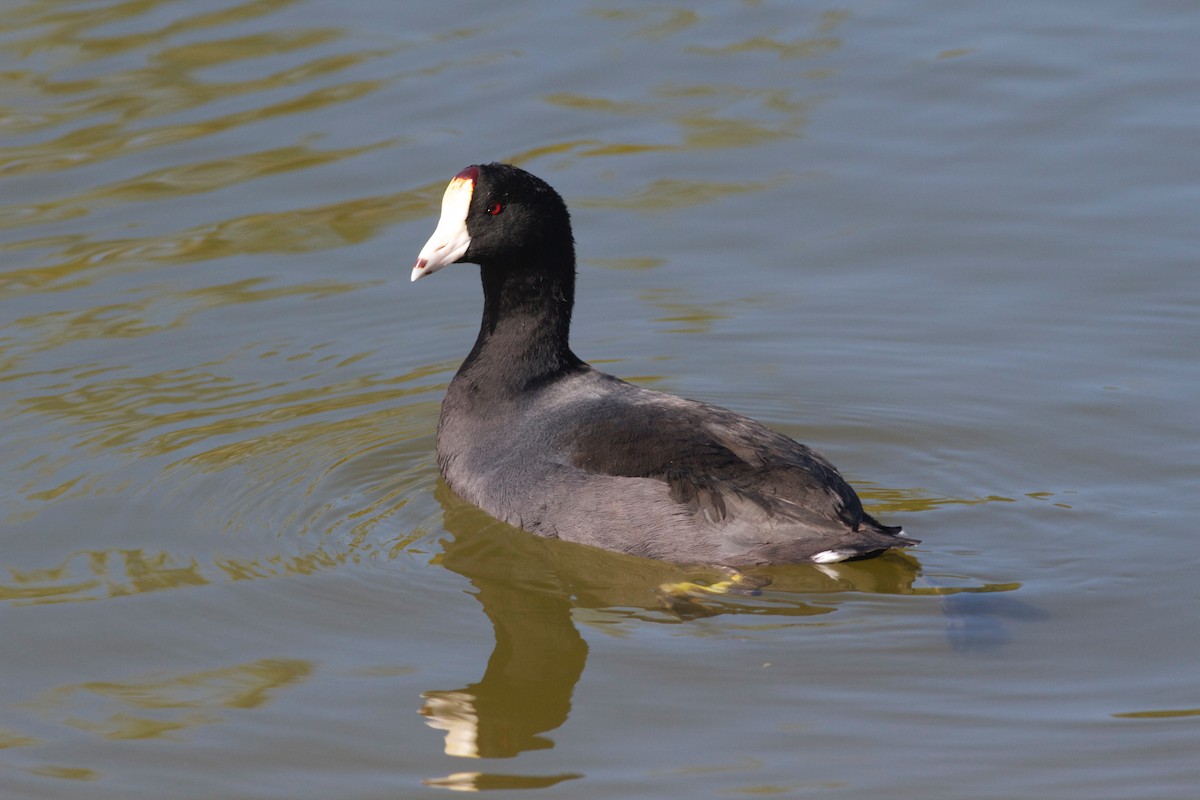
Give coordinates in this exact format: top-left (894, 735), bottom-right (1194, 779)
top-left (0, 141), bottom-right (395, 230)
top-left (2, 189), bottom-right (427, 295)
top-left (640, 287), bottom-right (731, 334)
top-left (2, 348), bottom-right (441, 605)
top-left (686, 34), bottom-right (840, 61)
top-left (543, 93), bottom-right (654, 115)
top-left (585, 7), bottom-right (700, 41)
top-left (2, 280), bottom-right (366, 372)
top-left (541, 83), bottom-right (813, 166)
top-left (683, 10), bottom-right (849, 61)
top-left (10, 357), bottom-right (439, 456)
top-left (0, 55), bottom-right (388, 179)
top-left (156, 27), bottom-right (340, 69)
top-left (27, 764), bottom-right (99, 781)
top-left (0, 727), bottom-right (42, 749)
top-left (580, 176), bottom-right (789, 211)
top-left (1, 488), bottom-right (427, 605)
top-left (1112, 707), bottom-right (1200, 720)
top-left (855, 483), bottom-right (1021, 515)
top-left (2, 0), bottom-right (303, 60)
top-left (0, 0), bottom-right (416, 326)
top-left (531, 24), bottom-right (831, 186)
top-left (423, 771), bottom-right (584, 791)
top-left (0, 549), bottom-right (201, 604)
top-left (28, 658), bottom-right (312, 740)
top-left (0, 0), bottom-right (358, 133)
top-left (586, 256), bottom-right (667, 272)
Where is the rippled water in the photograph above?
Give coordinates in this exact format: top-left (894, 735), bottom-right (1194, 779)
top-left (3, 1), bottom-right (1198, 797)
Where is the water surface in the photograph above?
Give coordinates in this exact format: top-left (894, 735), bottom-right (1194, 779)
top-left (2, 1), bottom-right (1199, 797)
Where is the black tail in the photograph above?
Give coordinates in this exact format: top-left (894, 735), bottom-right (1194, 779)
top-left (860, 512), bottom-right (920, 547)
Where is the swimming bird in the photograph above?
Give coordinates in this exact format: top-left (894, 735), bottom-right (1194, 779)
top-left (412, 163), bottom-right (915, 565)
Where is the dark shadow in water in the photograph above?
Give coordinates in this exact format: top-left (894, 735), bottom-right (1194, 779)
top-left (421, 479), bottom-right (1024, 780)
top-left (941, 590), bottom-right (1050, 652)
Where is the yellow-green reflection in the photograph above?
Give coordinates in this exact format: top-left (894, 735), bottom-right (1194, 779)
top-left (855, 484), bottom-right (1023, 515)
top-left (2, 280), bottom-right (367, 371)
top-left (0, 0), bottom-right (416, 337)
top-left (936, 48), bottom-right (977, 60)
top-left (0, 141), bottom-right (395, 230)
top-left (2, 0), bottom-right (302, 63)
top-left (0, 727), bottom-right (41, 749)
top-left (586, 256), bottom-right (667, 272)
top-left (3, 272), bottom-right (444, 600)
top-left (1, 32), bottom-right (390, 178)
top-left (0, 496), bottom-right (426, 605)
top-left (27, 764), bottom-right (100, 781)
top-left (423, 771), bottom-right (584, 791)
top-left (687, 35), bottom-right (840, 61)
top-left (157, 28), bottom-right (340, 69)
top-left (585, 7), bottom-right (699, 40)
top-left (6, 356), bottom-right (442, 473)
top-left (29, 658), bottom-right (311, 740)
top-left (1112, 707), bottom-right (1200, 720)
top-left (2, 360), bottom-right (440, 605)
top-left (0, 0), bottom-right (357, 135)
top-left (684, 10), bottom-right (849, 60)
top-left (527, 8), bottom-right (838, 206)
top-left (580, 176), bottom-right (789, 212)
top-left (541, 84), bottom-right (813, 160)
top-left (639, 287), bottom-right (731, 334)
top-left (542, 93), bottom-right (654, 115)
top-left (521, 5), bottom-right (847, 197)
top-left (1, 76), bottom-right (386, 179)
top-left (3, 188), bottom-right (430, 296)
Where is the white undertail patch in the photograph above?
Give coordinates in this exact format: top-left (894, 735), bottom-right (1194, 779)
top-left (811, 549), bottom-right (851, 564)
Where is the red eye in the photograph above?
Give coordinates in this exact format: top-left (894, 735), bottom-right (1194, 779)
top-left (487, 202), bottom-right (503, 216)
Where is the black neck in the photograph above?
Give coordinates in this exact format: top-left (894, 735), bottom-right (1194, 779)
top-left (456, 255), bottom-right (583, 393)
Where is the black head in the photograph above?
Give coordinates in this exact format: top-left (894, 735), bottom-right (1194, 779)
top-left (412, 163), bottom-right (575, 281)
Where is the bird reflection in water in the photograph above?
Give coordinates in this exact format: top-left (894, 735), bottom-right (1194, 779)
top-left (419, 481), bottom-right (1024, 789)
top-left (421, 481), bottom-right (934, 764)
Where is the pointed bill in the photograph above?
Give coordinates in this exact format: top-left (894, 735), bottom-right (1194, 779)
top-left (412, 172), bottom-right (475, 282)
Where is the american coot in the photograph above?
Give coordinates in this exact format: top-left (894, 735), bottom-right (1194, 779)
top-left (413, 163), bottom-right (916, 565)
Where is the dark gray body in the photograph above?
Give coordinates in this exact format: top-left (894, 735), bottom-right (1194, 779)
top-left (438, 364), bottom-right (911, 566)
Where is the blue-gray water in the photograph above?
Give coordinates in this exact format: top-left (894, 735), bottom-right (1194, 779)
top-left (2, 1), bottom-right (1198, 797)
